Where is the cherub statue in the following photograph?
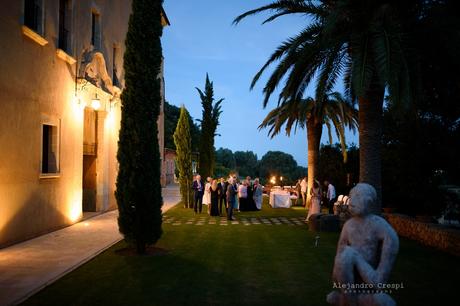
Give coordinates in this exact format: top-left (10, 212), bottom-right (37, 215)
top-left (327, 183), bottom-right (399, 306)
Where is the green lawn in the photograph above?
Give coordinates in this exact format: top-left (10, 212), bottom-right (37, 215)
top-left (22, 199), bottom-right (458, 306)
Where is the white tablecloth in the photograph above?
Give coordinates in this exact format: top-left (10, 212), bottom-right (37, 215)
top-left (269, 191), bottom-right (292, 208)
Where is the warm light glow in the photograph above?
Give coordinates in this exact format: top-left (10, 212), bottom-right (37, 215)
top-left (280, 176), bottom-right (283, 181)
top-left (109, 98), bottom-right (120, 112)
top-left (72, 94), bottom-right (86, 111)
top-left (270, 176), bottom-right (276, 184)
top-left (68, 191), bottom-right (82, 223)
top-left (72, 95), bottom-right (80, 105)
top-left (106, 107), bottom-right (115, 127)
top-left (84, 222), bottom-right (90, 227)
top-left (69, 204), bottom-right (81, 222)
top-left (91, 98), bottom-right (101, 110)
top-left (70, 93), bottom-right (85, 123)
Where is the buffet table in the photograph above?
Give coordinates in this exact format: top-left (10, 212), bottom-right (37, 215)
top-left (269, 191), bottom-right (292, 208)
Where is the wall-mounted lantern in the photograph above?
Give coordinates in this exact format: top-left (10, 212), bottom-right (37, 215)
top-left (91, 92), bottom-right (101, 110)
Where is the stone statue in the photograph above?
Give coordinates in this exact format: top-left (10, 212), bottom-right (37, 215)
top-left (327, 183), bottom-right (399, 306)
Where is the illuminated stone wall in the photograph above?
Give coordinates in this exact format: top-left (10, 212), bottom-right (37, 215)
top-left (0, 1), bottom-right (167, 247)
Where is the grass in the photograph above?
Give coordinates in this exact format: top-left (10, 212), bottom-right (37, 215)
top-left (22, 199), bottom-right (458, 306)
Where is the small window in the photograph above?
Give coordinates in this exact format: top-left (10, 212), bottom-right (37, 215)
top-left (91, 11), bottom-right (101, 50)
top-left (41, 123), bottom-right (60, 174)
top-left (58, 0), bottom-right (72, 53)
top-left (24, 0), bottom-right (44, 34)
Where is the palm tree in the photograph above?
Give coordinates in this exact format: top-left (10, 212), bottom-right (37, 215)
top-left (234, 0), bottom-right (416, 213)
top-left (259, 92), bottom-right (358, 205)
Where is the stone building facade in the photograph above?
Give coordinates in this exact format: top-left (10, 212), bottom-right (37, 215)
top-left (0, 0), bottom-right (169, 247)
top-left (164, 148), bottom-right (177, 185)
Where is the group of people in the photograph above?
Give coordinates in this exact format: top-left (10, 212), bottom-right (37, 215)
top-left (191, 173), bottom-right (336, 222)
top-left (192, 174), bottom-right (264, 220)
top-left (295, 177), bottom-right (336, 220)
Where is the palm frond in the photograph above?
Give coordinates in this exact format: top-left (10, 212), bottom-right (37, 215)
top-left (233, 0), bottom-right (326, 25)
top-left (324, 120), bottom-right (333, 144)
top-left (250, 22), bottom-right (322, 90)
top-left (328, 113), bottom-right (348, 162)
top-left (258, 97), bottom-right (315, 138)
top-left (343, 56), bottom-right (355, 101)
top-left (315, 45), bottom-right (347, 103)
top-left (351, 33), bottom-right (375, 97)
top-left (277, 39), bottom-right (327, 103)
top-left (372, 27), bottom-right (412, 107)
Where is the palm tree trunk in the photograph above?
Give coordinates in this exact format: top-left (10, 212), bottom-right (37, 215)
top-left (306, 118), bottom-right (323, 208)
top-left (358, 84), bottom-right (384, 214)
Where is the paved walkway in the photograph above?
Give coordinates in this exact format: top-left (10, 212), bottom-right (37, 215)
top-left (163, 215), bottom-right (306, 226)
top-left (0, 184), bottom-right (181, 306)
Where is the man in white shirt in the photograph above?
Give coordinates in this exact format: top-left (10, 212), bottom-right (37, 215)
top-left (324, 180), bottom-right (336, 214)
top-left (300, 177), bottom-right (308, 207)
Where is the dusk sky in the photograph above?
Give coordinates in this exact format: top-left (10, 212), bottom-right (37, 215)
top-left (162, 0), bottom-right (358, 167)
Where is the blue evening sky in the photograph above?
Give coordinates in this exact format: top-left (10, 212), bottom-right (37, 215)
top-left (162, 0), bottom-right (358, 167)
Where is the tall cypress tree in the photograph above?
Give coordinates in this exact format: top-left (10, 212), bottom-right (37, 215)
top-left (197, 74), bottom-right (223, 178)
top-left (115, 0), bottom-right (163, 254)
top-left (173, 106), bottom-right (193, 208)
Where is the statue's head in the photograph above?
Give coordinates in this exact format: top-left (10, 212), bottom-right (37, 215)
top-left (348, 183), bottom-right (376, 216)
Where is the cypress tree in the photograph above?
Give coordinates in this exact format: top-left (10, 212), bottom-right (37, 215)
top-left (173, 106), bottom-right (193, 208)
top-left (115, 0), bottom-right (163, 254)
top-left (196, 74), bottom-right (223, 178)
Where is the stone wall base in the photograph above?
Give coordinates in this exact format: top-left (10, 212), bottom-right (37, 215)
top-left (384, 213), bottom-right (460, 256)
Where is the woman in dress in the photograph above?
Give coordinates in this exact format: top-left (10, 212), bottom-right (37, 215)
top-left (234, 177), bottom-right (240, 211)
top-left (307, 181), bottom-right (321, 221)
top-left (202, 177), bottom-right (212, 214)
top-left (210, 179), bottom-right (220, 216)
top-left (253, 178), bottom-right (263, 210)
top-left (238, 180), bottom-right (248, 211)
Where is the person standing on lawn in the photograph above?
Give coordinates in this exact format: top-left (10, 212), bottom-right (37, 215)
top-left (217, 177), bottom-right (228, 216)
top-left (307, 181), bottom-right (321, 221)
top-left (210, 179), bottom-right (220, 216)
top-left (233, 176), bottom-right (240, 211)
top-left (295, 179), bottom-right (302, 206)
top-left (226, 177), bottom-right (237, 220)
top-left (238, 179), bottom-right (248, 211)
top-left (300, 177), bottom-right (308, 207)
top-left (253, 178), bottom-right (263, 210)
top-left (203, 177), bottom-right (212, 214)
top-left (324, 180), bottom-right (336, 214)
top-left (246, 176), bottom-right (254, 209)
top-left (192, 174), bottom-right (204, 214)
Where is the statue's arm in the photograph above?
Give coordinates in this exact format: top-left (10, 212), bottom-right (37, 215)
top-left (346, 218), bottom-right (398, 285)
top-left (336, 224), bottom-right (349, 253)
top-left (376, 223), bottom-right (399, 283)
top-left (354, 220), bottom-right (399, 285)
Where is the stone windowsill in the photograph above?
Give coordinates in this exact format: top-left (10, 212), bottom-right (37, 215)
top-left (39, 173), bottom-right (61, 179)
top-left (21, 25), bottom-right (48, 46)
top-left (56, 49), bottom-right (76, 65)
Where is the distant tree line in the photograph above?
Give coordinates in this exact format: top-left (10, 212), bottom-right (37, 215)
top-left (214, 148), bottom-right (308, 185)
